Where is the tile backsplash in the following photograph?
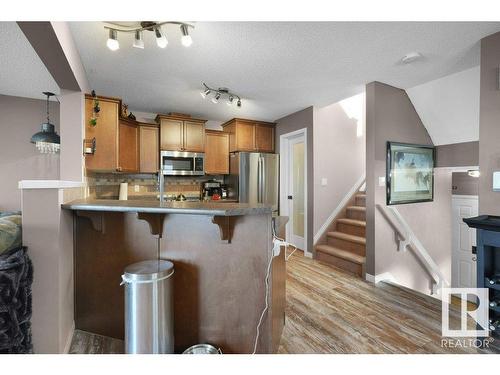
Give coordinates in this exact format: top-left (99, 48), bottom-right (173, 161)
top-left (85, 172), bottom-right (224, 200)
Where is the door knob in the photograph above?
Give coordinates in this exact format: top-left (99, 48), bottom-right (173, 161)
top-left (472, 256), bottom-right (477, 262)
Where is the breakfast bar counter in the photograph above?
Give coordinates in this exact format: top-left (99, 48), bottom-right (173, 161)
top-left (62, 199), bottom-right (285, 354)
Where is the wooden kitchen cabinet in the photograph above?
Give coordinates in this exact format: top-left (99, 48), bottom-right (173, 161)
top-left (85, 95), bottom-right (120, 171)
top-left (221, 118), bottom-right (276, 153)
top-left (118, 118), bottom-right (139, 172)
top-left (156, 114), bottom-right (206, 152)
top-left (85, 94), bottom-right (141, 172)
top-left (205, 130), bottom-right (229, 175)
top-left (139, 123), bottom-right (159, 173)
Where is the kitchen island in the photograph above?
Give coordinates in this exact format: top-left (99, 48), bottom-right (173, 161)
top-left (62, 199), bottom-right (286, 354)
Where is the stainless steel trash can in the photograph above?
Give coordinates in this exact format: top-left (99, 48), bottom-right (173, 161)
top-left (121, 260), bottom-right (174, 354)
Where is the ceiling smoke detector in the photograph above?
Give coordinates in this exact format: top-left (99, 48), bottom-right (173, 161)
top-left (401, 52), bottom-right (423, 64)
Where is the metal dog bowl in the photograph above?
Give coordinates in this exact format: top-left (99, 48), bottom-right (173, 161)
top-left (183, 344), bottom-right (222, 354)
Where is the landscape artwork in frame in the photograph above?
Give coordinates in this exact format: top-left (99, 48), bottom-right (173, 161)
top-left (386, 142), bottom-right (435, 205)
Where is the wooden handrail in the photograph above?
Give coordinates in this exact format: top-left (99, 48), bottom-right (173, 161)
top-left (376, 204), bottom-right (449, 295)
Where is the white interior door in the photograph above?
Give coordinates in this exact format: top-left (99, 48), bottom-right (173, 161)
top-left (451, 196), bottom-right (478, 294)
top-left (287, 135), bottom-right (306, 251)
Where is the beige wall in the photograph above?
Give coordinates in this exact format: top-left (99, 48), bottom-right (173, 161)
top-left (313, 98), bottom-right (365, 235)
top-left (436, 141), bottom-right (479, 168)
top-left (0, 95), bottom-right (60, 211)
top-left (366, 82), bottom-right (452, 295)
top-left (479, 32), bottom-right (500, 215)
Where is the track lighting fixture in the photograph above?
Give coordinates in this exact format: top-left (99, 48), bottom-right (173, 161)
top-left (133, 30), bottom-right (144, 49)
top-left (155, 27), bottom-right (168, 48)
top-left (211, 92), bottom-right (221, 104)
top-left (200, 83), bottom-right (242, 108)
top-left (104, 21), bottom-right (194, 51)
top-left (200, 88), bottom-right (211, 99)
top-left (106, 29), bottom-right (119, 51)
top-left (180, 24), bottom-right (193, 47)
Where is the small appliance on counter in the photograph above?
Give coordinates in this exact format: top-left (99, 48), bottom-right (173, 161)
top-left (202, 179), bottom-right (222, 201)
top-left (220, 184), bottom-right (229, 199)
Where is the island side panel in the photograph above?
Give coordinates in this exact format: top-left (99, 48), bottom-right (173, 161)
top-left (159, 213), bottom-right (273, 354)
top-left (74, 212), bottom-right (158, 339)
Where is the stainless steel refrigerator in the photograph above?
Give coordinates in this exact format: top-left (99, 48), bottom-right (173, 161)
top-left (227, 152), bottom-right (279, 215)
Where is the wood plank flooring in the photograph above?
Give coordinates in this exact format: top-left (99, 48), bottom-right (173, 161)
top-left (278, 251), bottom-right (499, 354)
top-left (69, 249), bottom-right (499, 354)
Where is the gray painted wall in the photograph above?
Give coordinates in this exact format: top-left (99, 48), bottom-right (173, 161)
top-left (0, 94), bottom-right (60, 211)
top-left (452, 172), bottom-right (479, 196)
top-left (366, 82), bottom-right (452, 295)
top-left (479, 32), bottom-right (500, 215)
top-left (436, 141), bottom-right (479, 168)
top-left (275, 106), bottom-right (314, 253)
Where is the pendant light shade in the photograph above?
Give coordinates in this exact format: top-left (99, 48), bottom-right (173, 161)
top-left (31, 92), bottom-right (60, 154)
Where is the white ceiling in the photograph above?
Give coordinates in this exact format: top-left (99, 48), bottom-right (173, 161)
top-left (406, 66), bottom-right (480, 146)
top-left (0, 22), bottom-right (59, 100)
top-left (68, 22), bottom-right (500, 122)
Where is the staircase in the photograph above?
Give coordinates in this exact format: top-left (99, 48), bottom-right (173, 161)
top-left (315, 192), bottom-right (366, 277)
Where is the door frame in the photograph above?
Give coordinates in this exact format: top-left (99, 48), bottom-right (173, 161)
top-left (447, 165), bottom-right (479, 293)
top-left (279, 128), bottom-right (309, 256)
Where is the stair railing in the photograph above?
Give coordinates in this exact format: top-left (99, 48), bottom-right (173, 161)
top-left (376, 204), bottom-right (449, 295)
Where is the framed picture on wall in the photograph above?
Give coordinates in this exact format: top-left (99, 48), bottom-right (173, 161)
top-left (386, 142), bottom-right (435, 205)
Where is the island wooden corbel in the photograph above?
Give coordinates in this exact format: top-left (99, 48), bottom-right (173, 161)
top-left (137, 212), bottom-right (166, 238)
top-left (212, 216), bottom-right (236, 243)
top-left (76, 210), bottom-right (105, 233)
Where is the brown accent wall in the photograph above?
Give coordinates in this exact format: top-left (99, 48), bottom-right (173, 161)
top-left (436, 141), bottom-right (479, 168)
top-left (275, 107), bottom-right (314, 253)
top-left (479, 32), bottom-right (500, 215)
top-left (0, 94), bottom-right (60, 211)
top-left (366, 82), bottom-right (452, 295)
top-left (452, 172), bottom-right (479, 196)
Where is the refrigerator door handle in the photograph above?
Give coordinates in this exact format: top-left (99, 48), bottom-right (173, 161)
top-left (257, 156), bottom-right (261, 203)
top-left (260, 155), bottom-right (266, 204)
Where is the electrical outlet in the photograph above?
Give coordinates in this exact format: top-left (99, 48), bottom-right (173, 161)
top-left (321, 178), bottom-right (328, 186)
top-left (134, 185), bottom-right (140, 193)
top-left (378, 176), bottom-right (386, 187)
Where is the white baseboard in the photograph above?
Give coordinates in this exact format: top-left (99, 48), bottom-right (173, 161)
top-left (304, 251), bottom-right (313, 258)
top-left (313, 173), bottom-right (366, 245)
top-left (365, 272), bottom-right (396, 284)
top-left (62, 321), bottom-right (75, 354)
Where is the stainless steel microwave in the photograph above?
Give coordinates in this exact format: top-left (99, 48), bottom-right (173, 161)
top-left (160, 151), bottom-right (205, 176)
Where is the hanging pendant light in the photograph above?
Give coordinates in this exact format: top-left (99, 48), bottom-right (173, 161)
top-left (30, 92), bottom-right (60, 154)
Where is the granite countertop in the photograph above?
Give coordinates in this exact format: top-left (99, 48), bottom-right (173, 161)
top-left (61, 199), bottom-right (272, 216)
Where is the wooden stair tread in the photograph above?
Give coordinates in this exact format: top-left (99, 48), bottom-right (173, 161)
top-left (316, 245), bottom-right (366, 264)
top-left (356, 193), bottom-right (366, 198)
top-left (327, 231), bottom-right (366, 244)
top-left (337, 218), bottom-right (366, 227)
top-left (347, 206), bottom-right (366, 212)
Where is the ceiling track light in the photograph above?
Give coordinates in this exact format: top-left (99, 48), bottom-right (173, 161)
top-left (133, 30), bottom-right (144, 49)
top-left (155, 26), bottom-right (168, 48)
top-left (200, 83), bottom-right (242, 108)
top-left (104, 21), bottom-right (194, 50)
top-left (106, 29), bottom-right (119, 51)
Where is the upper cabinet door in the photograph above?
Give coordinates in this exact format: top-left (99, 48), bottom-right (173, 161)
top-left (85, 97), bottom-right (119, 171)
top-left (205, 131), bottom-right (229, 174)
top-left (118, 120), bottom-right (139, 172)
top-left (183, 121), bottom-right (205, 152)
top-left (139, 125), bottom-right (159, 173)
top-left (160, 119), bottom-right (184, 151)
top-left (254, 124), bottom-right (275, 153)
top-left (236, 121), bottom-right (256, 151)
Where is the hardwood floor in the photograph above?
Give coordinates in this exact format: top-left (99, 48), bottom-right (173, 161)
top-left (278, 250), bottom-right (499, 354)
top-left (69, 249), bottom-right (499, 354)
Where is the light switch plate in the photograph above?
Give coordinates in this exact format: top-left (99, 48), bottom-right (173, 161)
top-left (378, 176), bottom-right (386, 187)
top-left (321, 178), bottom-right (328, 186)
top-left (493, 171), bottom-right (500, 191)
